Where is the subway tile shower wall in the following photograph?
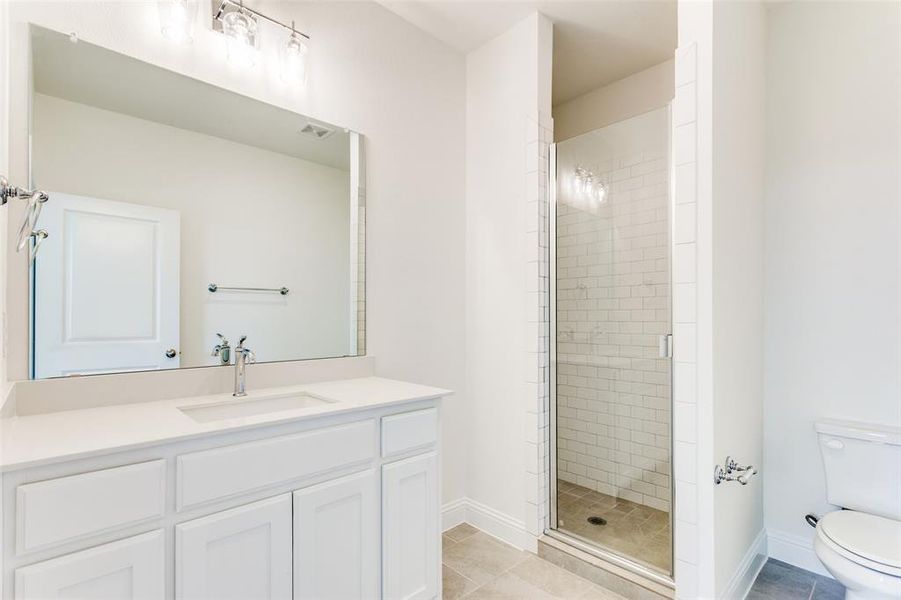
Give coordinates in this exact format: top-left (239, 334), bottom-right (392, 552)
top-left (556, 113), bottom-right (672, 511)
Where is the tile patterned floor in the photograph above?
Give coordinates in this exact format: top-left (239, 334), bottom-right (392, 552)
top-left (556, 481), bottom-right (672, 574)
top-left (748, 559), bottom-right (845, 600)
top-left (442, 524), bottom-right (628, 599)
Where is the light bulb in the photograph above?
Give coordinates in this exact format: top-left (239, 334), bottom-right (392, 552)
top-left (596, 181), bottom-right (608, 204)
top-left (222, 9), bottom-right (257, 67)
top-left (281, 31), bottom-right (310, 85)
top-left (158, 0), bottom-right (196, 44)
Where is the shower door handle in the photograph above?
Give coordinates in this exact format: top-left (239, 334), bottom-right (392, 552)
top-left (658, 334), bottom-right (673, 358)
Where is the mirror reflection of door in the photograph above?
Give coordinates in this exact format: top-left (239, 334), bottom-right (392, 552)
top-left (34, 192), bottom-right (180, 378)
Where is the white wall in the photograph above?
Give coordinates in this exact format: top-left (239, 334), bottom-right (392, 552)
top-left (711, 0), bottom-right (766, 595)
top-left (763, 1), bottom-right (901, 574)
top-left (674, 2), bottom-right (768, 596)
top-left (5, 0), bottom-right (468, 505)
top-left (464, 12), bottom-right (552, 544)
top-left (32, 93), bottom-right (351, 366)
top-left (555, 108), bottom-right (672, 512)
top-left (553, 60), bottom-right (674, 142)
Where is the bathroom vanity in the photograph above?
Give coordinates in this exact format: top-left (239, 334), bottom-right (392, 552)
top-left (0, 20), bottom-right (454, 600)
top-left (1, 376), bottom-right (448, 599)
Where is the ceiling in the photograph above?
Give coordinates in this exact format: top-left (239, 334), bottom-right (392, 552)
top-left (31, 26), bottom-right (350, 170)
top-left (378, 0), bottom-right (677, 106)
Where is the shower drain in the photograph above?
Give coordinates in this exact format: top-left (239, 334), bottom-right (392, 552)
top-left (586, 516), bottom-right (607, 526)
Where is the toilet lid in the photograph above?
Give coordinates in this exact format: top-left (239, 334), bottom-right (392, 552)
top-left (820, 510), bottom-right (901, 570)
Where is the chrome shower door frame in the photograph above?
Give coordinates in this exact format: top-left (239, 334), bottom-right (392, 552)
top-left (545, 140), bottom-right (676, 588)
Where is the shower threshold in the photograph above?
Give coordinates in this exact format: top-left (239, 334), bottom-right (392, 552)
top-left (541, 529), bottom-right (675, 598)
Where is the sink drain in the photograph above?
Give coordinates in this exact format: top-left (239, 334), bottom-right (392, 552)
top-left (587, 516), bottom-right (607, 526)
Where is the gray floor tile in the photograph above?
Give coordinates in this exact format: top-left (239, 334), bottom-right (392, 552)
top-left (441, 523), bottom-right (630, 600)
top-left (748, 559), bottom-right (845, 600)
top-left (811, 574), bottom-right (845, 600)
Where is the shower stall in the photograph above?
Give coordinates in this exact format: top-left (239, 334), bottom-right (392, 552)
top-left (548, 107), bottom-right (673, 579)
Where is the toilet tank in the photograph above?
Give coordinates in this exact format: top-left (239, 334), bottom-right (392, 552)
top-left (816, 419), bottom-right (901, 520)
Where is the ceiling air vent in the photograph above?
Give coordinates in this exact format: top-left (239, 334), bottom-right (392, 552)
top-left (298, 122), bottom-right (335, 140)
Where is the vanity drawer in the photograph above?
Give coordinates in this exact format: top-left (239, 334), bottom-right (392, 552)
top-left (381, 408), bottom-right (438, 458)
top-left (16, 460), bottom-right (166, 554)
top-left (177, 420), bottom-right (376, 510)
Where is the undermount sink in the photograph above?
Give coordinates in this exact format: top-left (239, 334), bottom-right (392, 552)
top-left (179, 392), bottom-right (337, 423)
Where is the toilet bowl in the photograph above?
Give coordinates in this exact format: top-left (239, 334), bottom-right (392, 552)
top-left (814, 510), bottom-right (901, 600)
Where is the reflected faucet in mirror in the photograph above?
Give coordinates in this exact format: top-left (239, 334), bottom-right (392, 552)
top-left (212, 333), bottom-right (231, 366)
top-left (233, 335), bottom-right (256, 397)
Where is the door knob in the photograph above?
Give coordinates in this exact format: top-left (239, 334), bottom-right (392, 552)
top-left (165, 348), bottom-right (178, 358)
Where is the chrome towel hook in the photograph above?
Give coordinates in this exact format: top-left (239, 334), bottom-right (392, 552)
top-left (0, 176), bottom-right (48, 206)
top-left (1, 176), bottom-right (50, 260)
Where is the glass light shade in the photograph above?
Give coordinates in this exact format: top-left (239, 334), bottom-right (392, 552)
top-left (158, 0), bottom-right (197, 44)
top-left (595, 181), bottom-right (608, 204)
top-left (222, 10), bottom-right (257, 67)
top-left (572, 167), bottom-right (607, 207)
top-left (281, 32), bottom-right (310, 85)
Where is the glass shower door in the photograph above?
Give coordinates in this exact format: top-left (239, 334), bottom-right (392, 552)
top-left (549, 108), bottom-right (673, 577)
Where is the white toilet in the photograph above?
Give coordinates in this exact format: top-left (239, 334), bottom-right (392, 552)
top-left (815, 419), bottom-right (901, 600)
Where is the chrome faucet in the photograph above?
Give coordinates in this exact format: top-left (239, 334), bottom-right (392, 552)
top-left (212, 333), bottom-right (231, 366)
top-left (233, 335), bottom-right (256, 397)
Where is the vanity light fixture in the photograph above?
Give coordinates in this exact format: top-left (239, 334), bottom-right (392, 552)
top-left (211, 0), bottom-right (311, 83)
top-left (281, 22), bottom-right (310, 85)
top-left (573, 166), bottom-right (608, 205)
top-left (221, 4), bottom-right (257, 67)
top-left (158, 0), bottom-right (198, 45)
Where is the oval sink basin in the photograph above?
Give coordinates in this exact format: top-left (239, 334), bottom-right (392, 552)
top-left (179, 392), bottom-right (337, 423)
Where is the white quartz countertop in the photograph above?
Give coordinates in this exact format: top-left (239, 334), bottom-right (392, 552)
top-left (0, 377), bottom-right (450, 472)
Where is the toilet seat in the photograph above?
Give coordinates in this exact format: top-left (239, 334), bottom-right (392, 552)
top-left (818, 511), bottom-right (901, 577)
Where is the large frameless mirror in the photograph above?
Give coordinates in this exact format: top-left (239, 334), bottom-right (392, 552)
top-left (23, 26), bottom-right (365, 379)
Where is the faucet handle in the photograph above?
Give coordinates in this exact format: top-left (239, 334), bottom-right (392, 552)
top-left (244, 349), bottom-right (256, 363)
top-left (213, 333), bottom-right (229, 351)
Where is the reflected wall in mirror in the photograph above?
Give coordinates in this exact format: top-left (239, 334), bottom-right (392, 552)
top-left (26, 26), bottom-right (365, 379)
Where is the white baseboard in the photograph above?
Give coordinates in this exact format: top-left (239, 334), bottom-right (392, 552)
top-left (442, 498), bottom-right (468, 532)
top-left (767, 528), bottom-right (830, 578)
top-left (441, 497), bottom-right (537, 552)
top-left (721, 529), bottom-right (767, 600)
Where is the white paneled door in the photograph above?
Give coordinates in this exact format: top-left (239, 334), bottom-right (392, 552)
top-left (176, 494), bottom-right (292, 600)
top-left (382, 453), bottom-right (440, 600)
top-left (14, 530), bottom-right (165, 599)
top-left (34, 192), bottom-right (179, 378)
top-left (293, 469), bottom-right (379, 600)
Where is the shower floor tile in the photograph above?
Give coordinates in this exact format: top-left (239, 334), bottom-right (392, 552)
top-left (556, 481), bottom-right (672, 574)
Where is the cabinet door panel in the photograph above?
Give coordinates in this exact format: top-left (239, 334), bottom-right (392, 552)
top-left (15, 530), bottom-right (164, 600)
top-left (176, 494), bottom-right (291, 600)
top-left (293, 469), bottom-right (379, 599)
top-left (382, 453), bottom-right (439, 600)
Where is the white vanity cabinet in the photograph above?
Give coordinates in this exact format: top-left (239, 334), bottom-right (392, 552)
top-left (382, 453), bottom-right (440, 600)
top-left (2, 396), bottom-right (443, 600)
top-left (176, 495), bottom-right (293, 599)
top-left (293, 470), bottom-right (380, 599)
top-left (14, 530), bottom-right (165, 599)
